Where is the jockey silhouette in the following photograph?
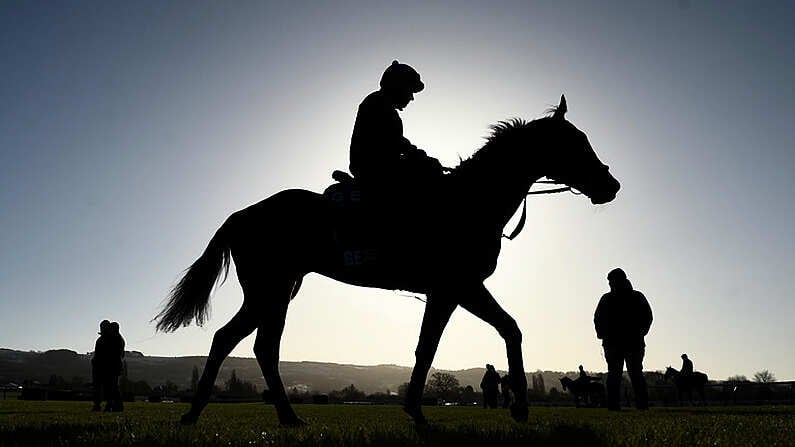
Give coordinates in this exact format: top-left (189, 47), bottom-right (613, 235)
top-left (680, 353), bottom-right (694, 377)
top-left (575, 364), bottom-right (597, 386)
top-left (349, 61), bottom-right (444, 203)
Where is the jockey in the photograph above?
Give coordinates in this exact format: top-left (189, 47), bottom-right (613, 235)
top-left (349, 61), bottom-right (444, 197)
top-left (680, 354), bottom-right (694, 377)
top-left (576, 365), bottom-right (596, 384)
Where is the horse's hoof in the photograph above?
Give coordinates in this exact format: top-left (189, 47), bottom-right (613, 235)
top-left (403, 405), bottom-right (428, 425)
top-left (180, 413), bottom-right (199, 425)
top-left (510, 403), bottom-right (528, 423)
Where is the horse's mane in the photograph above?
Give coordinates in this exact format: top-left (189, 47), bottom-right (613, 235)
top-left (453, 118), bottom-right (533, 176)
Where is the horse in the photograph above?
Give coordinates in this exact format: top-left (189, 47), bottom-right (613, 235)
top-left (155, 95), bottom-right (621, 426)
top-left (560, 377), bottom-right (605, 407)
top-left (664, 366), bottom-right (709, 405)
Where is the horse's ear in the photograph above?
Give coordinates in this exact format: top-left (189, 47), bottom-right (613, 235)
top-left (553, 94), bottom-right (567, 119)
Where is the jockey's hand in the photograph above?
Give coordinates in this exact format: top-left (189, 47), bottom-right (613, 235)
top-left (405, 147), bottom-right (426, 158)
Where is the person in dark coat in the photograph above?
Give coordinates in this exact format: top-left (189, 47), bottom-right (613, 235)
top-left (91, 320), bottom-right (125, 412)
top-left (499, 374), bottom-right (512, 408)
top-left (349, 60), bottom-right (444, 204)
top-left (106, 321), bottom-right (125, 411)
top-left (479, 364), bottom-right (500, 409)
top-left (91, 320), bottom-right (111, 411)
top-left (594, 268), bottom-right (653, 411)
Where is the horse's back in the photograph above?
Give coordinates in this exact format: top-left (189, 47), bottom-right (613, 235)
top-left (224, 188), bottom-right (328, 252)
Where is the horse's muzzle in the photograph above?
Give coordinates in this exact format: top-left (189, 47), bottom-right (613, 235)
top-left (590, 175), bottom-right (620, 205)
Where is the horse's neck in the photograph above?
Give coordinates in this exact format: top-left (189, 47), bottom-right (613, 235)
top-left (476, 148), bottom-right (543, 233)
top-left (453, 121), bottom-right (547, 234)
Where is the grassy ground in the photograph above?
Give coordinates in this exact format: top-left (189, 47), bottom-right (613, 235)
top-left (1, 400), bottom-right (794, 446)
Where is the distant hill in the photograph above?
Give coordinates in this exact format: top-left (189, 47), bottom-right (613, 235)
top-left (0, 348), bottom-right (579, 394)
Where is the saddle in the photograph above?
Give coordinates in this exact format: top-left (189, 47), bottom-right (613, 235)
top-left (324, 170), bottom-right (362, 209)
top-left (322, 171), bottom-right (384, 269)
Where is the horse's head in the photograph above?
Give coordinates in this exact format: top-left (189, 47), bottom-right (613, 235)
top-left (559, 377), bottom-right (570, 390)
top-left (664, 366), bottom-right (675, 381)
top-left (536, 95), bottom-right (620, 205)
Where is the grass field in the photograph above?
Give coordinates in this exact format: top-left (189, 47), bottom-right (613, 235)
top-left (1, 400), bottom-right (794, 446)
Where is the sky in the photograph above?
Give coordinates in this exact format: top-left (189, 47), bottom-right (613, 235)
top-left (1, 1), bottom-right (794, 382)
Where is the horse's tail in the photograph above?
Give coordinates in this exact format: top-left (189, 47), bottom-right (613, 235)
top-left (154, 218), bottom-right (233, 332)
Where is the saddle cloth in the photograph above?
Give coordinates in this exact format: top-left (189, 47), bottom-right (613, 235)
top-left (322, 170), bottom-right (433, 270)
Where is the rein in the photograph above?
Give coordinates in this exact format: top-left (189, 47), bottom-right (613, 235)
top-left (397, 183), bottom-right (576, 303)
top-left (502, 180), bottom-right (578, 240)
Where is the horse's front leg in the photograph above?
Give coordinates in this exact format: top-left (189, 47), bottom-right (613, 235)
top-left (460, 283), bottom-right (528, 422)
top-left (403, 294), bottom-right (457, 425)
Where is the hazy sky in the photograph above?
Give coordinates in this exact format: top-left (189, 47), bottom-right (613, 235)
top-left (2, 1), bottom-right (794, 381)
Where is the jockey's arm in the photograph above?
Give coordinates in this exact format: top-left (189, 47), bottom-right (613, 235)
top-left (398, 138), bottom-right (449, 173)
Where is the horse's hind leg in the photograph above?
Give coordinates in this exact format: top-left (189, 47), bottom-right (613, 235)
top-left (403, 294), bottom-right (458, 424)
top-left (181, 302), bottom-right (259, 424)
top-left (251, 276), bottom-right (304, 425)
top-left (459, 284), bottom-right (528, 422)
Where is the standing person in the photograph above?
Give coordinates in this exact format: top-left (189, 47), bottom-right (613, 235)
top-left (106, 322), bottom-right (125, 412)
top-left (594, 268), bottom-right (653, 411)
top-left (499, 374), bottom-right (512, 408)
top-left (479, 364), bottom-right (500, 409)
top-left (91, 320), bottom-right (111, 411)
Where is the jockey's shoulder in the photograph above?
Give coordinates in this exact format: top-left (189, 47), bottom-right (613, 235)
top-left (360, 90), bottom-right (392, 110)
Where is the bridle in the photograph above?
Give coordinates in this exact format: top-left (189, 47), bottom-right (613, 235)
top-left (502, 179), bottom-right (581, 240)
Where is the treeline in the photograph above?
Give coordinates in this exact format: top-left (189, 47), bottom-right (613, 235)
top-left (13, 365), bottom-right (793, 406)
top-left (16, 366), bottom-right (264, 402)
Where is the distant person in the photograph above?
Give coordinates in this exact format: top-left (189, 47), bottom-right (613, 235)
top-left (594, 268), bottom-right (653, 411)
top-left (107, 321), bottom-right (125, 412)
top-left (90, 320), bottom-right (125, 412)
top-left (349, 60), bottom-right (445, 206)
top-left (479, 364), bottom-right (500, 409)
top-left (499, 374), bottom-right (512, 408)
top-left (575, 365), bottom-right (599, 406)
top-left (575, 365), bottom-right (597, 386)
top-left (577, 365), bottom-right (591, 381)
top-left (680, 354), bottom-right (694, 377)
top-left (91, 320), bottom-right (111, 411)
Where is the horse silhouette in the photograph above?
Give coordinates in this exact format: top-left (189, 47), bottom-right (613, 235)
top-left (560, 377), bottom-right (605, 408)
top-left (664, 366), bottom-right (709, 405)
top-left (155, 95), bottom-right (620, 425)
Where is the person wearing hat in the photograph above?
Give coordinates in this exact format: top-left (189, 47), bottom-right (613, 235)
top-left (594, 268), bottom-right (653, 410)
top-left (349, 60), bottom-right (444, 198)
